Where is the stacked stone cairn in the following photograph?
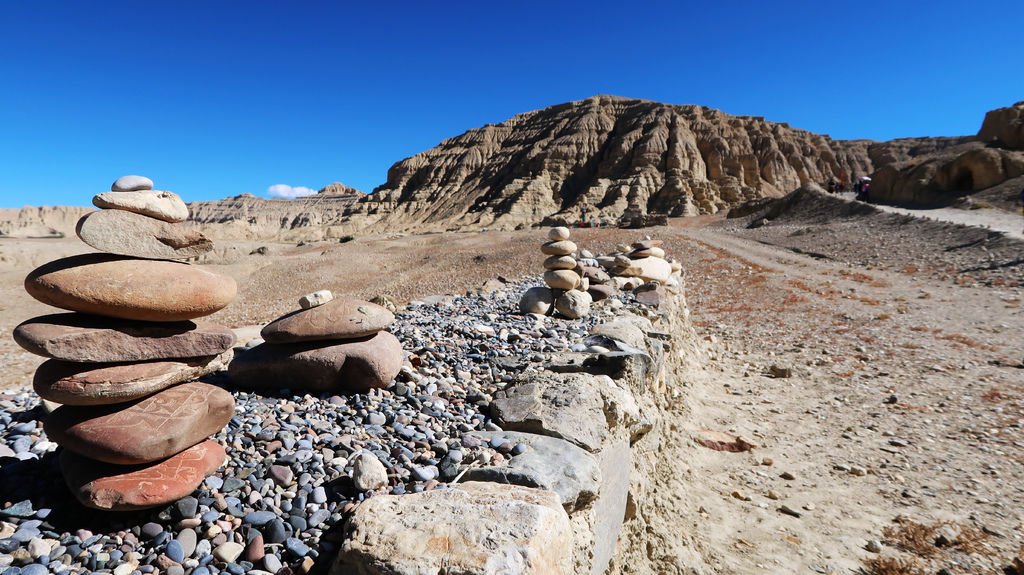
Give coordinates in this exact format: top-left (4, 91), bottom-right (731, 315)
top-left (518, 226), bottom-right (594, 319)
top-left (596, 236), bottom-right (683, 307)
top-left (228, 289), bottom-right (404, 392)
top-left (14, 175), bottom-right (238, 511)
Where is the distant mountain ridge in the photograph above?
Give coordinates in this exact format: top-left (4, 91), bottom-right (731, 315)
top-left (7, 96), bottom-right (981, 239)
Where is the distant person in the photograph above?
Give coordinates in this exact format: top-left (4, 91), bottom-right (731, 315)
top-left (827, 180), bottom-right (836, 194)
top-left (837, 180), bottom-right (845, 194)
top-left (860, 180), bottom-right (870, 201)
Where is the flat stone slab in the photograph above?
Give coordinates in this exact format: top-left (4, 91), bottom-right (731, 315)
top-left (332, 481), bottom-right (572, 575)
top-left (260, 298), bottom-right (394, 343)
top-left (228, 331), bottom-right (403, 393)
top-left (463, 431), bottom-right (601, 512)
top-left (94, 189), bottom-right (188, 222)
top-left (76, 210), bottom-right (212, 259)
top-left (45, 382), bottom-right (234, 465)
top-left (14, 313), bottom-right (235, 362)
top-left (491, 372), bottom-right (622, 452)
top-left (34, 351), bottom-right (232, 406)
top-left (25, 254), bottom-right (237, 322)
top-left (61, 439), bottom-right (226, 511)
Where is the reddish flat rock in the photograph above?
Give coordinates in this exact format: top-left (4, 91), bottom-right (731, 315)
top-left (229, 331), bottom-right (403, 393)
top-left (45, 382), bottom-right (235, 465)
top-left (61, 439), bottom-right (226, 511)
top-left (14, 313), bottom-right (235, 362)
top-left (260, 298), bottom-right (394, 343)
top-left (25, 254), bottom-right (237, 321)
top-left (76, 209), bottom-right (212, 260)
top-left (34, 352), bottom-right (232, 406)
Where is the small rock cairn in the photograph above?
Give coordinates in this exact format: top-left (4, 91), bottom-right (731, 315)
top-left (228, 290), bottom-right (404, 393)
top-left (14, 175), bottom-right (238, 511)
top-left (598, 237), bottom-right (682, 306)
top-left (519, 226), bottom-right (593, 319)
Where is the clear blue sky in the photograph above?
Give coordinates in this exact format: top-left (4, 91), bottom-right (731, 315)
top-left (1, 1), bottom-right (1021, 207)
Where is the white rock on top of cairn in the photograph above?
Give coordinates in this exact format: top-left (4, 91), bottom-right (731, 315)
top-left (299, 289), bottom-right (335, 309)
top-left (519, 227), bottom-right (591, 319)
top-left (111, 175), bottom-right (154, 192)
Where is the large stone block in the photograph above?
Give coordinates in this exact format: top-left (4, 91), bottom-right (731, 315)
top-left (491, 372), bottom-right (643, 452)
top-left (333, 481), bottom-right (573, 575)
top-left (462, 431), bottom-right (600, 513)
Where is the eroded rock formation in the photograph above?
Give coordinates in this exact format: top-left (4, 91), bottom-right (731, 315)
top-left (871, 102), bottom-right (1024, 206)
top-left (0, 206), bottom-right (94, 238)
top-left (369, 95), bottom-right (882, 230)
top-left (186, 182), bottom-right (372, 240)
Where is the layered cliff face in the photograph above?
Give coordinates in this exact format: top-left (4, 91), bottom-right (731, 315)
top-left (367, 96), bottom-right (891, 230)
top-left (871, 102), bottom-right (1024, 206)
top-left (0, 206), bottom-right (94, 238)
top-left (187, 183), bottom-right (374, 240)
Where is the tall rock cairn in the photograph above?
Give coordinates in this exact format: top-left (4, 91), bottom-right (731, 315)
top-left (14, 175), bottom-right (238, 511)
top-left (228, 290), bottom-right (404, 393)
top-left (519, 226), bottom-right (593, 319)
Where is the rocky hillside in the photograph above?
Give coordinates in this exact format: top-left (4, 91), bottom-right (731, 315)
top-left (871, 101), bottom-right (1024, 207)
top-left (366, 96), bottom-right (875, 230)
top-left (0, 206), bottom-right (94, 238)
top-left (187, 183), bottom-right (376, 240)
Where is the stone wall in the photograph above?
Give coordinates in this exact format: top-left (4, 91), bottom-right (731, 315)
top-left (329, 285), bottom-right (701, 574)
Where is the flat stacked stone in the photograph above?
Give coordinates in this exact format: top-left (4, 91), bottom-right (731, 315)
top-left (228, 290), bottom-right (404, 393)
top-left (596, 236), bottom-right (683, 307)
top-left (14, 175), bottom-right (237, 511)
top-left (519, 227), bottom-right (593, 319)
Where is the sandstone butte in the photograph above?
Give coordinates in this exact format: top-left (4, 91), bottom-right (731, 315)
top-left (184, 95), bottom-right (962, 237)
top-left (9, 97), bottom-right (1020, 239)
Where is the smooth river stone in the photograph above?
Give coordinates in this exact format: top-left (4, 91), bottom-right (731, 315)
top-left (45, 382), bottom-right (234, 465)
top-left (77, 210), bottom-right (212, 259)
top-left (33, 352), bottom-right (232, 406)
top-left (260, 298), bottom-right (394, 344)
top-left (61, 439), bottom-right (226, 511)
top-left (540, 240), bottom-right (577, 256)
top-left (543, 270), bottom-right (580, 290)
top-left (229, 331), bottom-right (403, 393)
top-left (542, 255), bottom-right (576, 270)
top-left (94, 190), bottom-right (189, 222)
top-left (111, 175), bottom-right (154, 192)
top-left (25, 254), bottom-right (237, 322)
top-left (14, 313), bottom-right (236, 362)
top-left (547, 227), bottom-right (571, 241)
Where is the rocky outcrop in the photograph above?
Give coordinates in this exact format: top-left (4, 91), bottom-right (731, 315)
top-left (0, 206), bottom-right (94, 238)
top-left (186, 182), bottom-right (372, 240)
top-left (978, 101), bottom-right (1024, 149)
top-left (871, 102), bottom-right (1024, 206)
top-left (368, 95), bottom-right (883, 230)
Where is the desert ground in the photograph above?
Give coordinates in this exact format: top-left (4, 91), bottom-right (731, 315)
top-left (1, 201), bottom-right (1022, 573)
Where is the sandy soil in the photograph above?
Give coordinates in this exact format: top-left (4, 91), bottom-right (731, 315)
top-left (1, 203), bottom-right (1022, 573)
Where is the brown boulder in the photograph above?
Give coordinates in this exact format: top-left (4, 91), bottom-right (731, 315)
top-left (61, 439), bottom-right (226, 511)
top-left (45, 382), bottom-right (234, 464)
top-left (14, 313), bottom-right (235, 362)
top-left (228, 331), bottom-right (403, 393)
top-left (587, 284), bottom-right (615, 301)
top-left (76, 210), bottom-right (212, 260)
top-left (25, 254), bottom-right (237, 321)
top-left (260, 298), bottom-right (394, 344)
top-left (34, 352), bottom-right (232, 406)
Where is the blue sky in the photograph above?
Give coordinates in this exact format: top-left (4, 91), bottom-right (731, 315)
top-left (1, 1), bottom-right (1021, 207)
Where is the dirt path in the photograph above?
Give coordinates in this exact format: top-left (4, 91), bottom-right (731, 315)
top-left (659, 227), bottom-right (1023, 574)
